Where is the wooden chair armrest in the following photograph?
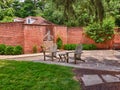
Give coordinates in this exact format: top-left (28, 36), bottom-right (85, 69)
top-left (66, 51), bottom-right (75, 54)
top-left (74, 52), bottom-right (83, 54)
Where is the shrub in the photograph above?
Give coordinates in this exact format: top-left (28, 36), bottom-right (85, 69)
top-left (64, 44), bottom-right (77, 50)
top-left (0, 44), bottom-right (6, 55)
top-left (33, 45), bottom-right (37, 53)
top-left (56, 37), bottom-right (63, 49)
top-left (82, 44), bottom-right (97, 50)
top-left (85, 17), bottom-right (115, 43)
top-left (5, 46), bottom-right (14, 55)
top-left (14, 45), bottom-right (23, 55)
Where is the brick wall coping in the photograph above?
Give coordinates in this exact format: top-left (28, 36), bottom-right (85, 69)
top-left (24, 24), bottom-right (54, 26)
top-left (0, 22), bottom-right (24, 24)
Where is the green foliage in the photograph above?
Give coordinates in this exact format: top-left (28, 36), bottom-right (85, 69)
top-left (82, 44), bottom-right (97, 50)
top-left (64, 44), bottom-right (77, 50)
top-left (5, 46), bottom-right (14, 55)
top-left (0, 44), bottom-right (6, 55)
top-left (0, 44), bottom-right (23, 55)
top-left (14, 45), bottom-right (23, 55)
top-left (13, 0), bottom-right (39, 18)
top-left (33, 45), bottom-right (37, 53)
top-left (115, 16), bottom-right (120, 27)
top-left (85, 17), bottom-right (115, 43)
top-left (0, 60), bottom-right (80, 90)
top-left (56, 37), bottom-right (63, 49)
top-left (0, 0), bottom-right (119, 26)
top-left (0, 0), bottom-right (15, 21)
top-left (64, 44), bottom-right (96, 50)
top-left (0, 16), bottom-right (14, 22)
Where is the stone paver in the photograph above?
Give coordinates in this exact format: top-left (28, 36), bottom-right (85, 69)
top-left (81, 75), bottom-right (103, 86)
top-left (102, 75), bottom-right (120, 83)
top-left (81, 74), bottom-right (120, 87)
top-left (116, 75), bottom-right (120, 78)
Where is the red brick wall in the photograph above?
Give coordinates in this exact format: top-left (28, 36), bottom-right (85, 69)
top-left (67, 27), bottom-right (114, 49)
top-left (82, 34), bottom-right (113, 49)
top-left (0, 22), bottom-right (120, 54)
top-left (0, 22), bottom-right (24, 47)
top-left (113, 28), bottom-right (120, 49)
top-left (53, 26), bottom-right (67, 44)
top-left (24, 25), bottom-right (46, 53)
top-left (67, 27), bottom-right (83, 44)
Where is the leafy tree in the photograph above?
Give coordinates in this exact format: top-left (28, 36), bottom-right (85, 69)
top-left (0, 0), bottom-right (119, 27)
top-left (13, 0), bottom-right (36, 18)
top-left (51, 0), bottom-right (105, 25)
top-left (1, 16), bottom-right (14, 22)
top-left (0, 0), bottom-right (15, 21)
top-left (41, 1), bottom-right (65, 25)
top-left (13, 0), bottom-right (46, 18)
top-left (51, 0), bottom-right (119, 26)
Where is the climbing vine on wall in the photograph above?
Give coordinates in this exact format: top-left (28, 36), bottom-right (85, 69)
top-left (85, 17), bottom-right (115, 43)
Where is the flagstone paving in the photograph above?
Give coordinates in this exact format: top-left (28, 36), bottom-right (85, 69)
top-left (102, 75), bottom-right (120, 83)
top-left (116, 75), bottom-right (120, 78)
top-left (81, 75), bottom-right (103, 86)
top-left (81, 74), bottom-right (120, 86)
top-left (74, 68), bottom-right (120, 90)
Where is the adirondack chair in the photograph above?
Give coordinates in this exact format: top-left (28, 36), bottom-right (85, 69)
top-left (66, 44), bottom-right (85, 64)
top-left (41, 43), bottom-right (58, 61)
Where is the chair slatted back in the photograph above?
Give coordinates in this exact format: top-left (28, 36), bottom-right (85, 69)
top-left (49, 43), bottom-right (57, 57)
top-left (75, 44), bottom-right (82, 54)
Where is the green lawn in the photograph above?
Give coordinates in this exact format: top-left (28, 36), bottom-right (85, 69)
top-left (0, 60), bottom-right (80, 90)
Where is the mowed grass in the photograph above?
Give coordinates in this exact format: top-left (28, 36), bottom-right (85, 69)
top-left (0, 60), bottom-right (80, 90)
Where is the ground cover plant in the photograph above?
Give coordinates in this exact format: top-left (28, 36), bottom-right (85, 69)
top-left (0, 60), bottom-right (80, 90)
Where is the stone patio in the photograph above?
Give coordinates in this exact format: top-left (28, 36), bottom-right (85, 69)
top-left (0, 50), bottom-right (120, 72)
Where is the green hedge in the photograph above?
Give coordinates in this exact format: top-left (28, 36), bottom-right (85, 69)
top-left (63, 44), bottom-right (77, 50)
top-left (0, 44), bottom-right (6, 55)
top-left (14, 45), bottom-right (23, 55)
top-left (64, 44), bottom-right (97, 50)
top-left (5, 46), bottom-right (14, 55)
top-left (82, 44), bottom-right (97, 50)
top-left (0, 44), bottom-right (23, 55)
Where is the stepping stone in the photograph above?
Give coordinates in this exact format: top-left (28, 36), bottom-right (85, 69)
top-left (81, 75), bottom-right (103, 86)
top-left (116, 75), bottom-right (120, 78)
top-left (102, 75), bottom-right (120, 83)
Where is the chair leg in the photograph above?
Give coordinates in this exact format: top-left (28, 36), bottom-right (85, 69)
top-left (58, 55), bottom-right (62, 62)
top-left (43, 52), bottom-right (46, 61)
top-left (66, 53), bottom-right (69, 63)
top-left (74, 54), bottom-right (77, 64)
top-left (51, 52), bottom-right (54, 61)
top-left (79, 54), bottom-right (85, 62)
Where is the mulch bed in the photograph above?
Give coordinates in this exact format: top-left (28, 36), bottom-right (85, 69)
top-left (73, 68), bottom-right (120, 90)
